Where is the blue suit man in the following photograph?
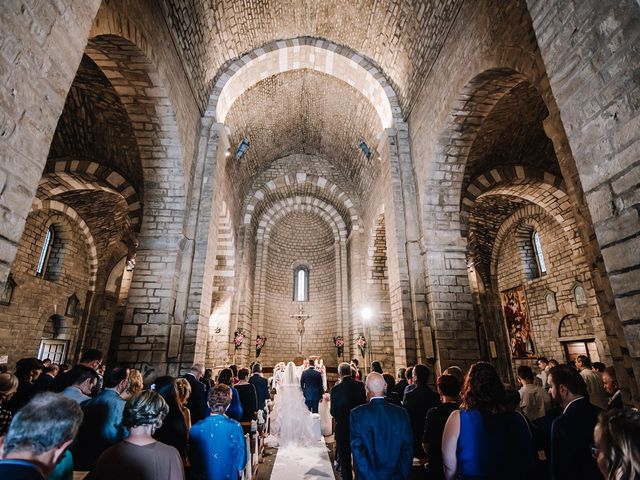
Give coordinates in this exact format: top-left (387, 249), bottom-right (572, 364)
top-left (300, 360), bottom-right (324, 413)
top-left (350, 372), bottom-right (413, 480)
top-left (70, 367), bottom-right (129, 471)
top-left (249, 363), bottom-right (270, 411)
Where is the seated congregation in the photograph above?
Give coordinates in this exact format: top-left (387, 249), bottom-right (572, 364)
top-left (0, 349), bottom-right (638, 480)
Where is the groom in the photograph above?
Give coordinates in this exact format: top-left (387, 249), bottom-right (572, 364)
top-left (300, 358), bottom-right (324, 413)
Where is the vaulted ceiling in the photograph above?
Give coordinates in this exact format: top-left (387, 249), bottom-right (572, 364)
top-left (162, 0), bottom-right (464, 115)
top-left (225, 69), bottom-right (383, 199)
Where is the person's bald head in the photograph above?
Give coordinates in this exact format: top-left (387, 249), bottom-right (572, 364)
top-left (365, 372), bottom-right (386, 397)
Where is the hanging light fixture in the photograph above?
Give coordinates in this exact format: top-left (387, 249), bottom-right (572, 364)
top-left (235, 137), bottom-right (250, 160)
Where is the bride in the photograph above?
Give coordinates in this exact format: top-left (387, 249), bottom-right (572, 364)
top-left (266, 361), bottom-right (316, 448)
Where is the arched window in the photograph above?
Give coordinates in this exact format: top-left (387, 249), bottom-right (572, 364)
top-left (293, 266), bottom-right (309, 302)
top-left (36, 227), bottom-right (55, 277)
top-left (531, 230), bottom-right (547, 275)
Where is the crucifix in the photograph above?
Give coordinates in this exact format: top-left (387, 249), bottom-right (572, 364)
top-left (290, 304), bottom-right (312, 354)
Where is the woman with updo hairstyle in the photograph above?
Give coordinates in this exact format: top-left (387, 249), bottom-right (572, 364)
top-left (88, 391), bottom-right (184, 480)
top-left (122, 368), bottom-right (144, 400)
top-left (0, 372), bottom-right (18, 436)
top-left (217, 367), bottom-right (243, 421)
top-left (442, 362), bottom-right (535, 480)
top-left (593, 408), bottom-right (640, 480)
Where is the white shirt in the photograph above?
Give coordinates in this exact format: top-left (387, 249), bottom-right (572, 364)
top-left (580, 368), bottom-right (608, 410)
top-left (519, 383), bottom-right (551, 421)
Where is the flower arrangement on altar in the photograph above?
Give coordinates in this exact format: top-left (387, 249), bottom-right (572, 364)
top-left (255, 335), bottom-right (267, 357)
top-left (334, 336), bottom-right (344, 357)
top-left (355, 334), bottom-right (367, 357)
top-left (233, 330), bottom-right (245, 350)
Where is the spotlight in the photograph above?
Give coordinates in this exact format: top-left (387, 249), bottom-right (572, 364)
top-left (235, 137), bottom-right (250, 160)
top-left (361, 306), bottom-right (373, 321)
top-left (358, 139), bottom-right (372, 160)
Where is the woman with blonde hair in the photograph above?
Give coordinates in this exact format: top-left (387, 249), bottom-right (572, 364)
top-left (0, 372), bottom-right (18, 436)
top-left (122, 368), bottom-right (144, 400)
top-left (175, 377), bottom-right (192, 431)
top-left (593, 408), bottom-right (640, 480)
top-left (89, 391), bottom-right (184, 479)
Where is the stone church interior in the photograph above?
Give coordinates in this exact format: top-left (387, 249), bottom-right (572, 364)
top-left (1, 0), bottom-right (640, 412)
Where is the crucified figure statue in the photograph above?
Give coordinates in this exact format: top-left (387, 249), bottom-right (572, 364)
top-left (290, 304), bottom-right (312, 354)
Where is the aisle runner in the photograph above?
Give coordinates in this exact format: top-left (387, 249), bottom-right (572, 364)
top-left (270, 440), bottom-right (335, 480)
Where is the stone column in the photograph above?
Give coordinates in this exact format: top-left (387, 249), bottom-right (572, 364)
top-left (378, 124), bottom-right (429, 368)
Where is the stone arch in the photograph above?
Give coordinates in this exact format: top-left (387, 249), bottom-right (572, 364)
top-left (243, 172), bottom-right (360, 232)
top-left (257, 198), bottom-right (348, 243)
top-left (491, 204), bottom-right (558, 279)
top-left (84, 35), bottom-right (186, 215)
top-left (38, 160), bottom-right (143, 230)
top-left (80, 34), bottom-right (189, 371)
top-left (425, 67), bottom-right (549, 233)
top-left (461, 166), bottom-right (564, 236)
top-left (209, 37), bottom-right (401, 129)
top-left (31, 200), bottom-right (99, 290)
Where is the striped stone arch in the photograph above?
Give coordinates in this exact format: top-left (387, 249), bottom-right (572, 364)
top-left (38, 160), bottom-right (142, 230)
top-left (256, 198), bottom-right (348, 243)
top-left (244, 172), bottom-right (359, 233)
top-left (208, 37), bottom-right (402, 128)
top-left (424, 68), bottom-right (537, 232)
top-left (30, 199), bottom-right (99, 290)
top-left (460, 165), bottom-right (565, 235)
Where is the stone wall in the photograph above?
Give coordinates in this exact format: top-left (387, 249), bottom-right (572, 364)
top-left (526, 0), bottom-right (640, 403)
top-left (495, 206), bottom-right (608, 374)
top-left (259, 212), bottom-right (337, 366)
top-left (0, 210), bottom-right (91, 367)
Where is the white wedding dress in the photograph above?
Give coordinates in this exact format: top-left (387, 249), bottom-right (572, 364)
top-left (266, 362), bottom-right (316, 448)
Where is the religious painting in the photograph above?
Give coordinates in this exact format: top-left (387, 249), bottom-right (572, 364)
top-left (500, 285), bottom-right (536, 358)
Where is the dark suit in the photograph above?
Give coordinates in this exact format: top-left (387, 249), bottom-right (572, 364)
top-left (300, 367), bottom-right (324, 413)
top-left (607, 390), bottom-right (623, 409)
top-left (34, 373), bottom-right (56, 392)
top-left (330, 377), bottom-right (366, 480)
top-left (402, 384), bottom-right (440, 458)
top-left (71, 389), bottom-right (126, 471)
top-left (350, 398), bottom-right (413, 480)
top-left (249, 373), bottom-right (270, 411)
top-left (183, 373), bottom-right (209, 424)
top-left (550, 397), bottom-right (601, 480)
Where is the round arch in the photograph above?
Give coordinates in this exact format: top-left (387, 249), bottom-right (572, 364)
top-left (208, 37), bottom-right (401, 129)
top-left (30, 199), bottom-right (99, 291)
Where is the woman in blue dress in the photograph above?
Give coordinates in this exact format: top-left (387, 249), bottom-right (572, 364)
top-left (189, 384), bottom-right (247, 480)
top-left (442, 362), bottom-right (535, 480)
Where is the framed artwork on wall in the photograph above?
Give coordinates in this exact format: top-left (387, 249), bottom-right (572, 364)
top-left (500, 285), bottom-right (536, 358)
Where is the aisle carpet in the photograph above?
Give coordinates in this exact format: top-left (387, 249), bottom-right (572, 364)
top-left (270, 439), bottom-right (335, 479)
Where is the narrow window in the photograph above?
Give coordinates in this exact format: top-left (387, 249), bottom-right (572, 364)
top-left (532, 231), bottom-right (547, 275)
top-left (36, 227), bottom-right (54, 277)
top-left (294, 266), bottom-right (309, 302)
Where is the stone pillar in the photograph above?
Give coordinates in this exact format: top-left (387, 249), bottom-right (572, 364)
top-left (174, 121), bottom-right (230, 372)
top-left (378, 124), bottom-right (428, 368)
